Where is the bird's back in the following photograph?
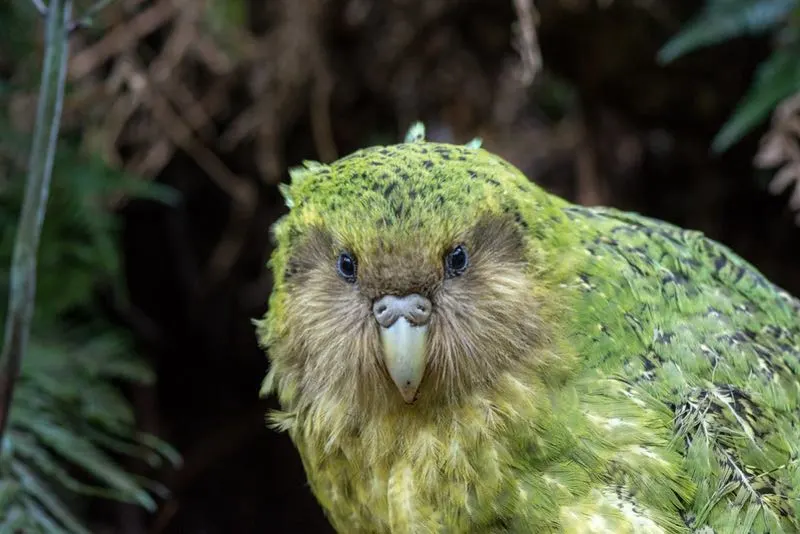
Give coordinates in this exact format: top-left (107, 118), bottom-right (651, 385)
top-left (564, 205), bottom-right (800, 532)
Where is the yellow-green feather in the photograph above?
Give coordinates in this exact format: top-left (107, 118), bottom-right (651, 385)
top-left (258, 123), bottom-right (800, 533)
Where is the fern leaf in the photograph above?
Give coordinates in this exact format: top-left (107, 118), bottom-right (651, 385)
top-left (712, 46), bottom-right (800, 152)
top-left (12, 461), bottom-right (90, 534)
top-left (658, 0), bottom-right (797, 63)
top-left (25, 418), bottom-right (157, 511)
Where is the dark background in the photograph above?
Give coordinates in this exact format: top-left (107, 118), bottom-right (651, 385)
top-left (12, 0), bottom-right (800, 532)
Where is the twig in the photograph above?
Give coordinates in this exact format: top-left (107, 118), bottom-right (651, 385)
top-left (68, 0), bottom-right (116, 32)
top-left (30, 0), bottom-right (47, 16)
top-left (511, 0), bottom-right (542, 85)
top-left (124, 54), bottom-right (257, 287)
top-left (69, 0), bottom-right (185, 80)
top-left (0, 0), bottom-right (72, 439)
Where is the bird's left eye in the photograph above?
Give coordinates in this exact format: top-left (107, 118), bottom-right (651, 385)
top-left (337, 252), bottom-right (357, 283)
top-left (445, 245), bottom-right (469, 278)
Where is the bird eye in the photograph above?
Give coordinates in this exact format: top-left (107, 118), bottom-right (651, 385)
top-left (337, 252), bottom-right (357, 282)
top-left (445, 245), bottom-right (469, 278)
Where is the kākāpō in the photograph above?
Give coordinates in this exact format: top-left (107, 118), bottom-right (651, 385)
top-left (256, 123), bottom-right (800, 534)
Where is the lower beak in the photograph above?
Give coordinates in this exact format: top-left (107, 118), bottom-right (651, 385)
top-left (379, 317), bottom-right (428, 403)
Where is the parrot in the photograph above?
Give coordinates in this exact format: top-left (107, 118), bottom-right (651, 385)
top-left (256, 122), bottom-right (800, 533)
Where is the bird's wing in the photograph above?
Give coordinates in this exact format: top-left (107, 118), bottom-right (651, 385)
top-left (563, 205), bottom-right (800, 533)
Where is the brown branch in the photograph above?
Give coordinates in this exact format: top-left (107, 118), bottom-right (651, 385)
top-left (220, 100), bottom-right (267, 152)
top-left (511, 0), bottom-right (542, 85)
top-left (68, 0), bottom-right (116, 32)
top-left (68, 0), bottom-right (185, 80)
top-left (127, 137), bottom-right (175, 177)
top-left (142, 7), bottom-right (222, 141)
top-left (124, 55), bottom-right (257, 287)
top-left (221, 0), bottom-right (330, 179)
top-left (191, 36), bottom-right (238, 75)
top-left (755, 93), bottom-right (800, 223)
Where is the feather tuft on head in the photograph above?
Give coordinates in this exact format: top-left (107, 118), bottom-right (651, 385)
top-left (403, 121), bottom-right (482, 148)
top-left (466, 137), bottom-right (483, 149)
top-left (404, 122), bottom-right (427, 143)
top-left (277, 183), bottom-right (293, 208)
top-left (303, 160), bottom-right (325, 170)
top-left (288, 160), bottom-right (325, 187)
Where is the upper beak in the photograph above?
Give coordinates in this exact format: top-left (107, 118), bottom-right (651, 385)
top-left (379, 317), bottom-right (428, 403)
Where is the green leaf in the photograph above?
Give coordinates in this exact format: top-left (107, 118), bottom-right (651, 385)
top-left (131, 476), bottom-right (172, 500)
top-left (22, 496), bottom-right (69, 534)
top-left (83, 428), bottom-right (162, 468)
top-left (138, 432), bottom-right (183, 469)
top-left (0, 505), bottom-right (27, 533)
top-left (204, 0), bottom-right (247, 34)
top-left (12, 428), bottom-right (156, 507)
top-left (11, 461), bottom-right (91, 534)
top-left (82, 385), bottom-right (136, 427)
top-left (13, 431), bottom-right (108, 495)
top-left (712, 48), bottom-right (800, 152)
top-left (0, 479), bottom-right (19, 512)
top-left (658, 0), bottom-right (797, 63)
top-left (25, 420), bottom-right (157, 511)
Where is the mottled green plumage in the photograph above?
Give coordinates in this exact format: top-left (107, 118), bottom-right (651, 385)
top-left (257, 124), bottom-right (800, 533)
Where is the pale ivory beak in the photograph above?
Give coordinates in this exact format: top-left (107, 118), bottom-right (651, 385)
top-left (379, 317), bottom-right (428, 403)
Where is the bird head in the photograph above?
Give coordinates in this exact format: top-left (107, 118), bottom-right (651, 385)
top-left (259, 124), bottom-right (569, 418)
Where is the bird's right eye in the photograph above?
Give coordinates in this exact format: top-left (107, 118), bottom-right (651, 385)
top-left (337, 252), bottom-right (357, 283)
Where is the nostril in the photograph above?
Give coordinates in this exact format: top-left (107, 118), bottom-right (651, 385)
top-left (374, 294), bottom-right (431, 326)
top-left (408, 296), bottom-right (432, 324)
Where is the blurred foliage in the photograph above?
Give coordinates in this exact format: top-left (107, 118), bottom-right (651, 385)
top-left (660, 0), bottom-right (800, 152)
top-left (0, 2), bottom-right (180, 532)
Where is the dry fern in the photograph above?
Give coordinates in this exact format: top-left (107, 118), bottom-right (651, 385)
top-left (754, 92), bottom-right (800, 223)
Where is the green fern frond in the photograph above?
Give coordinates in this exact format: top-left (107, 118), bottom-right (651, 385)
top-left (0, 107), bottom-right (181, 532)
top-left (658, 0), bottom-right (797, 63)
top-left (712, 44), bottom-right (800, 152)
top-left (659, 0), bottom-right (800, 152)
top-left (0, 325), bottom-right (181, 533)
top-left (0, 118), bottom-right (179, 320)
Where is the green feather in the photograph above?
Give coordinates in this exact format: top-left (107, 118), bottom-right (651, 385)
top-left (465, 137), bottom-right (483, 149)
top-left (404, 122), bottom-right (426, 143)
